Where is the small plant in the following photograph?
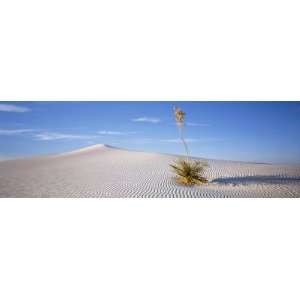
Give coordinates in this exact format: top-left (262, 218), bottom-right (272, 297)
top-left (170, 106), bottom-right (208, 185)
top-left (170, 159), bottom-right (208, 185)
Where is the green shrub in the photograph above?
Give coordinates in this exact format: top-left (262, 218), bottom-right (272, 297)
top-left (170, 159), bottom-right (208, 185)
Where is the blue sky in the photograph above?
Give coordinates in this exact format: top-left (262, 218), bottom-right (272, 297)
top-left (0, 101), bottom-right (299, 164)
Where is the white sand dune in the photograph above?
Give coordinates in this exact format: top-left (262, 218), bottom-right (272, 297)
top-left (0, 144), bottom-right (299, 198)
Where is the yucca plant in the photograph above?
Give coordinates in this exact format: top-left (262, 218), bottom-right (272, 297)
top-left (170, 106), bottom-right (208, 185)
top-left (170, 159), bottom-right (208, 185)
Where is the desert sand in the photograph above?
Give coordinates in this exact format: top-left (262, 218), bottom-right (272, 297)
top-left (0, 144), bottom-right (299, 198)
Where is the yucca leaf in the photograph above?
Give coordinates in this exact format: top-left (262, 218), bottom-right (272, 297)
top-left (170, 159), bottom-right (208, 185)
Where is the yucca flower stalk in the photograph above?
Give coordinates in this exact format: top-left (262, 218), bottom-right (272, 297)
top-left (170, 106), bottom-right (208, 185)
top-left (173, 106), bottom-right (190, 160)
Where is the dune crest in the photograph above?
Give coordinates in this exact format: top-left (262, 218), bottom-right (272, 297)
top-left (55, 144), bottom-right (109, 156)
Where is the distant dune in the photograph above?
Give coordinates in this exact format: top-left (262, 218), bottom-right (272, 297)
top-left (0, 144), bottom-right (299, 198)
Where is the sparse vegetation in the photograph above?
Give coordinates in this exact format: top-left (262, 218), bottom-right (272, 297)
top-left (171, 106), bottom-right (208, 185)
top-left (170, 159), bottom-right (208, 185)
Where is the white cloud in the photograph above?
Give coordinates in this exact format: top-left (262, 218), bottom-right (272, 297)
top-left (0, 129), bottom-right (34, 135)
top-left (132, 117), bottom-right (161, 123)
top-left (34, 132), bottom-right (98, 141)
top-left (131, 138), bottom-right (154, 144)
top-left (0, 104), bottom-right (30, 113)
top-left (98, 130), bottom-right (136, 136)
top-left (161, 138), bottom-right (200, 143)
top-left (186, 122), bottom-right (209, 127)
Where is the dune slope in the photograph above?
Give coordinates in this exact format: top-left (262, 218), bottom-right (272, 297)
top-left (0, 144), bottom-right (299, 198)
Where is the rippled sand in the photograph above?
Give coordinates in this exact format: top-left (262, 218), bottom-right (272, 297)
top-left (0, 144), bottom-right (299, 198)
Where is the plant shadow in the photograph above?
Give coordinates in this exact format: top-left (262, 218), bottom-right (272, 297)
top-left (211, 175), bottom-right (300, 185)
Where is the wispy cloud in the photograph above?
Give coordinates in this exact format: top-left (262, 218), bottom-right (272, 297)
top-left (186, 122), bottom-right (209, 127)
top-left (131, 138), bottom-right (154, 144)
top-left (0, 129), bottom-right (34, 135)
top-left (34, 132), bottom-right (98, 141)
top-left (132, 117), bottom-right (161, 124)
top-left (98, 130), bottom-right (136, 136)
top-left (0, 104), bottom-right (31, 113)
top-left (160, 138), bottom-right (200, 143)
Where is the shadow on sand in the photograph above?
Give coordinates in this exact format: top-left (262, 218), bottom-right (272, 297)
top-left (211, 175), bottom-right (300, 185)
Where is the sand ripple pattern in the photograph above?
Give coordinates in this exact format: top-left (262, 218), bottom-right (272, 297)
top-left (0, 145), bottom-right (299, 198)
